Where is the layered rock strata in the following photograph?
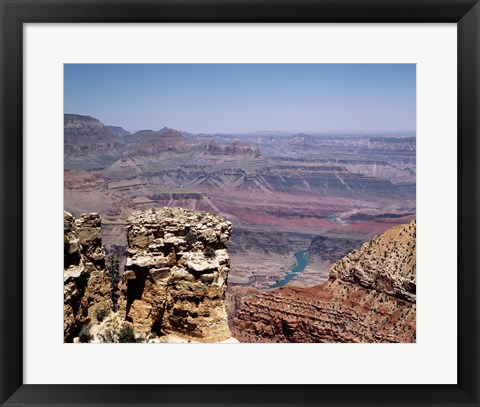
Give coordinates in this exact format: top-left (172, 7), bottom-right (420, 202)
top-left (64, 114), bottom-right (125, 170)
top-left (330, 220), bottom-right (416, 302)
top-left (119, 207), bottom-right (233, 342)
top-left (64, 211), bottom-right (107, 342)
top-left (233, 220), bottom-right (416, 343)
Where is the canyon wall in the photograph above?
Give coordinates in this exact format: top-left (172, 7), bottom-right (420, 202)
top-left (232, 220), bottom-right (416, 343)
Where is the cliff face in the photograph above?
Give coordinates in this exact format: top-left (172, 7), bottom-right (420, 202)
top-left (64, 114), bottom-right (125, 170)
top-left (232, 220), bottom-right (416, 343)
top-left (64, 211), bottom-right (107, 342)
top-left (329, 220), bottom-right (416, 302)
top-left (119, 207), bottom-right (233, 342)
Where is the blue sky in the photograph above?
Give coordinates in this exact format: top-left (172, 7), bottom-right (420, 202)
top-left (64, 64), bottom-right (415, 134)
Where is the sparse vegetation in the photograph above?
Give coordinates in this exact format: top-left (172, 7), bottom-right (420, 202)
top-left (79, 324), bottom-right (91, 343)
top-left (96, 305), bottom-right (110, 322)
top-left (118, 323), bottom-right (136, 343)
top-left (204, 246), bottom-right (216, 259)
top-left (185, 230), bottom-right (196, 245)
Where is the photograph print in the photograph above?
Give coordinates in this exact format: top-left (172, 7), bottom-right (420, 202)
top-left (63, 64), bottom-right (416, 343)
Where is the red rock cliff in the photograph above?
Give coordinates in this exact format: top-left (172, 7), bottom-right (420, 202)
top-left (232, 220), bottom-right (416, 343)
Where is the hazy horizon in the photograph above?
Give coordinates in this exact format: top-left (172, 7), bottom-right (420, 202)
top-left (64, 64), bottom-right (416, 134)
top-left (64, 111), bottom-right (417, 136)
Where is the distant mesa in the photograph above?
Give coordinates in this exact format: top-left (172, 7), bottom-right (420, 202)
top-left (124, 128), bottom-right (189, 157)
top-left (131, 127), bottom-right (189, 145)
top-left (64, 114), bottom-right (103, 127)
top-left (105, 125), bottom-right (131, 138)
top-left (64, 114), bottom-right (195, 170)
top-left (64, 114), bottom-right (126, 171)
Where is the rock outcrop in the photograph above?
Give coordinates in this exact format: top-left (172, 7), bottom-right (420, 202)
top-left (232, 220), bottom-right (416, 343)
top-left (76, 213), bottom-right (112, 325)
top-left (75, 212), bottom-right (106, 270)
top-left (329, 220), bottom-right (416, 302)
top-left (64, 211), bottom-right (108, 342)
top-left (119, 207), bottom-right (233, 342)
top-left (64, 211), bottom-right (88, 342)
top-left (64, 114), bottom-right (125, 170)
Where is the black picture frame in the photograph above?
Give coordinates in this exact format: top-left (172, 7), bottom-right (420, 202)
top-left (1, 1), bottom-right (479, 406)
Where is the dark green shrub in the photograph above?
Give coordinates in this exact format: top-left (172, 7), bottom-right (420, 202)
top-left (96, 306), bottom-right (109, 322)
top-left (185, 230), bottom-right (196, 245)
top-left (118, 323), bottom-right (136, 343)
top-left (204, 246), bottom-right (216, 259)
top-left (79, 324), bottom-right (91, 343)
